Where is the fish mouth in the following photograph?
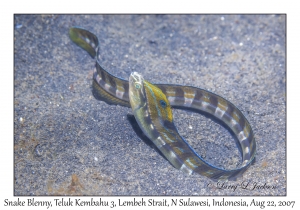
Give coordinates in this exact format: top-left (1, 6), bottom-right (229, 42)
top-left (129, 72), bottom-right (144, 84)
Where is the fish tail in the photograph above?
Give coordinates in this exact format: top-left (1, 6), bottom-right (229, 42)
top-left (69, 27), bottom-right (99, 58)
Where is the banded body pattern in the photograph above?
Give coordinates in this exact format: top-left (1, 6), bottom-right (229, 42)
top-left (69, 27), bottom-right (256, 181)
top-left (156, 84), bottom-right (255, 164)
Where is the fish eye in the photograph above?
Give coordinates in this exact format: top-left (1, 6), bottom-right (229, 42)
top-left (135, 83), bottom-right (141, 89)
top-left (160, 100), bottom-right (167, 108)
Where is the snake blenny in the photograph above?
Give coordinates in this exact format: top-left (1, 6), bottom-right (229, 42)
top-left (69, 27), bottom-right (256, 181)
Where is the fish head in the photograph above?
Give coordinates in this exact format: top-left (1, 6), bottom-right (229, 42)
top-left (129, 72), bottom-right (146, 112)
top-left (129, 72), bottom-right (173, 123)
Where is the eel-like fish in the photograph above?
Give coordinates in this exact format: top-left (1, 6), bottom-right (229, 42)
top-left (69, 27), bottom-right (256, 181)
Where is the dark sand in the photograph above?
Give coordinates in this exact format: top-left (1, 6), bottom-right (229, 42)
top-left (14, 14), bottom-right (285, 195)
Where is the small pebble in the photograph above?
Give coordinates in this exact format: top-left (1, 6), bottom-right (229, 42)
top-left (16, 24), bottom-right (23, 29)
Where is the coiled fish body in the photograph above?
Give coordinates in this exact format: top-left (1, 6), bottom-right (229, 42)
top-left (69, 27), bottom-right (256, 181)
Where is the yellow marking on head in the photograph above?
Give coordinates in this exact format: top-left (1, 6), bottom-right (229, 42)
top-left (144, 80), bottom-right (173, 122)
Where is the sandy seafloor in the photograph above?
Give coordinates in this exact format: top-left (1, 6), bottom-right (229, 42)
top-left (14, 15), bottom-right (286, 196)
